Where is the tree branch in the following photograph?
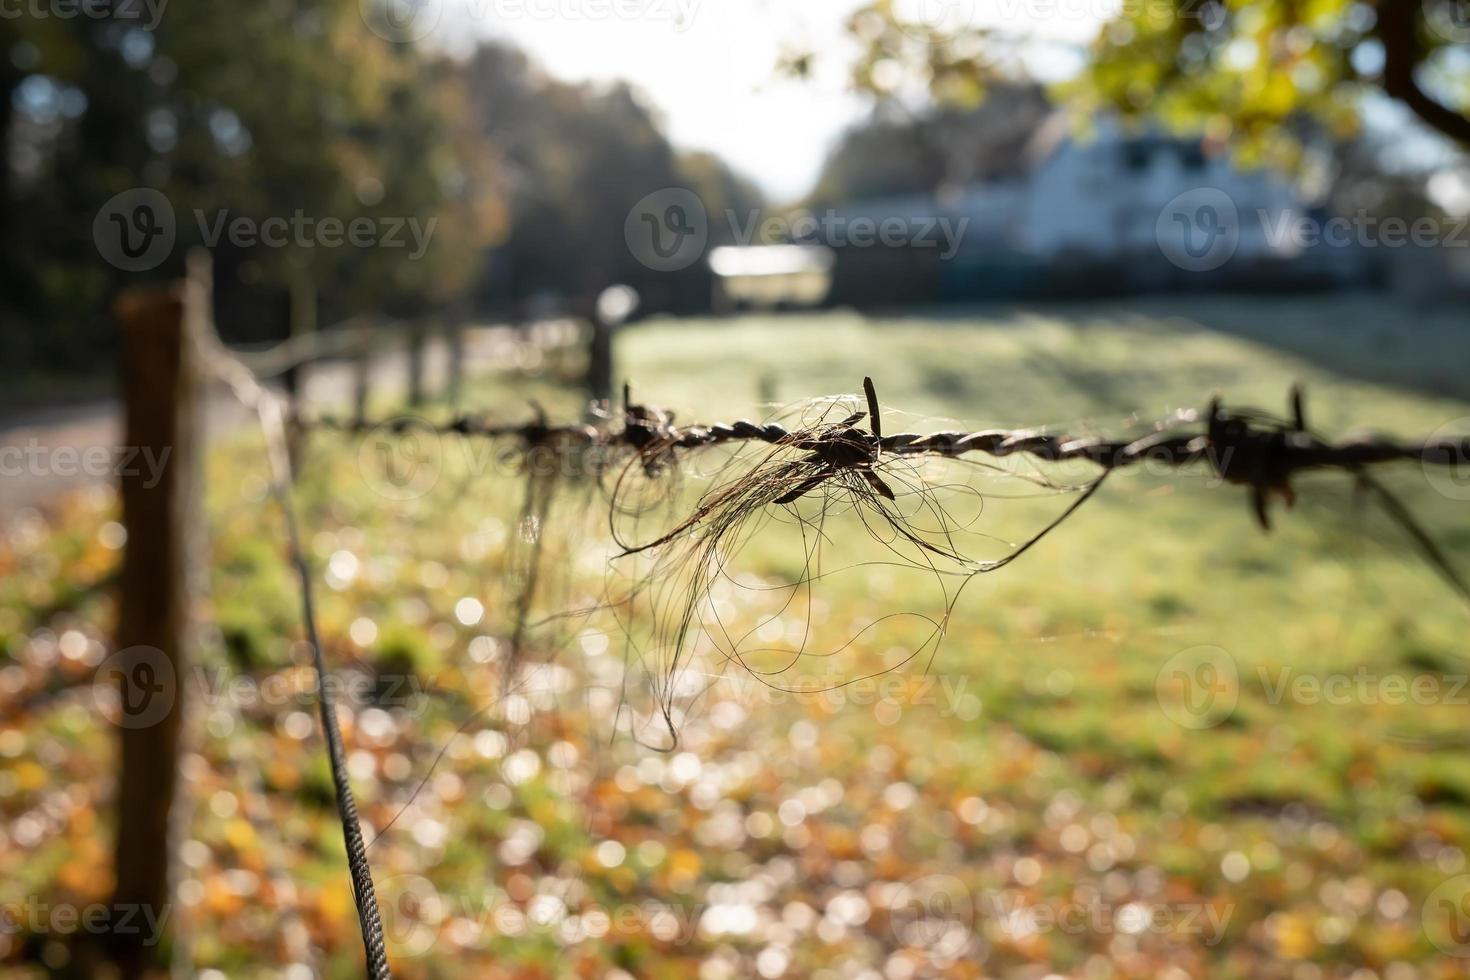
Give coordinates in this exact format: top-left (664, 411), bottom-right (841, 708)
top-left (1375, 0), bottom-right (1470, 145)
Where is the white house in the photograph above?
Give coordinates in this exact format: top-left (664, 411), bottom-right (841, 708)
top-left (802, 113), bottom-right (1369, 306)
top-left (1014, 114), bottom-right (1305, 268)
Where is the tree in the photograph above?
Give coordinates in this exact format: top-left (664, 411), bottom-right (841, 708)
top-left (1, 0), bottom-right (504, 369)
top-left (806, 82), bottom-right (1052, 207)
top-left (1079, 0), bottom-right (1470, 163)
top-left (463, 41), bottom-right (763, 314)
top-left (807, 0), bottom-right (1469, 168)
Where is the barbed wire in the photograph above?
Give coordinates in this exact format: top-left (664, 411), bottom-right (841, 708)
top-left (299, 378), bottom-right (1470, 605)
top-left (301, 382), bottom-right (1465, 521)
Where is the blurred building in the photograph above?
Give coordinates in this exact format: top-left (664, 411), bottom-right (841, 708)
top-left (819, 114), bottom-right (1379, 308)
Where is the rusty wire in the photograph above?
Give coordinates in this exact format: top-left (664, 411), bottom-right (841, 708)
top-left (300, 380), bottom-right (1469, 534)
top-left (300, 377), bottom-right (1470, 708)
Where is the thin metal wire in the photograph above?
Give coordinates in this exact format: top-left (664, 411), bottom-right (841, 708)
top-left (300, 388), bottom-right (1469, 501)
top-left (300, 380), bottom-right (1470, 600)
top-left (198, 330), bottom-right (393, 979)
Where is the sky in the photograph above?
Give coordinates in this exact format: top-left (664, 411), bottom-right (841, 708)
top-left (433, 0), bottom-right (1109, 201)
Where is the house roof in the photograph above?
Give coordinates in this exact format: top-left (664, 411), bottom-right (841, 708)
top-left (1019, 112), bottom-right (1212, 172)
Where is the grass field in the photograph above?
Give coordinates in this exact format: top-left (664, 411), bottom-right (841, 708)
top-left (4, 295), bottom-right (1470, 978)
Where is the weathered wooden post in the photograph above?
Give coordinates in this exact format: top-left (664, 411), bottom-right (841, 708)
top-left (105, 264), bottom-right (205, 978)
top-left (353, 319), bottom-right (374, 427)
top-left (283, 274), bottom-right (316, 472)
top-left (445, 313), bottom-right (466, 412)
top-left (588, 285), bottom-right (638, 410)
top-left (406, 319), bottom-right (427, 408)
top-left (586, 317), bottom-right (614, 408)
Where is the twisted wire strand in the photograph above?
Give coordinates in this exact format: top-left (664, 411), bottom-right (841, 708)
top-left (300, 399), bottom-right (1468, 482)
top-left (301, 383), bottom-right (1470, 603)
top-left (197, 327), bottom-right (393, 979)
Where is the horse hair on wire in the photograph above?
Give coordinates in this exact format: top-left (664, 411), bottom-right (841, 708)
top-left (303, 376), bottom-right (1469, 748)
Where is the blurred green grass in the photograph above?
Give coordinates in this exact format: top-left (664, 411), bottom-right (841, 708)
top-left (6, 295), bottom-right (1470, 977)
top-left (611, 298), bottom-right (1470, 812)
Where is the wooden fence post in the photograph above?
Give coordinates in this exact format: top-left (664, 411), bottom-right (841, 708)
top-left (353, 319), bottom-right (373, 427)
top-left (586, 315), bottom-right (614, 408)
top-left (283, 274), bottom-right (316, 473)
top-left (406, 319), bottom-right (427, 408)
top-left (587, 285), bottom-right (638, 410)
top-left (105, 268), bottom-right (204, 978)
top-left (445, 315), bottom-right (466, 412)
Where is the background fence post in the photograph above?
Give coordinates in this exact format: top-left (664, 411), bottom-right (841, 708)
top-left (283, 274), bottom-right (316, 473)
top-left (106, 266), bottom-right (204, 978)
top-left (353, 319), bottom-right (373, 427)
top-left (406, 319), bottom-right (427, 408)
top-left (587, 285), bottom-right (638, 410)
top-left (587, 315), bottom-right (614, 408)
top-left (445, 312), bottom-right (466, 412)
